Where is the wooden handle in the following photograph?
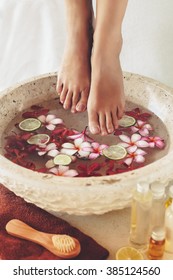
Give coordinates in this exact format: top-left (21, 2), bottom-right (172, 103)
top-left (6, 219), bottom-right (41, 243)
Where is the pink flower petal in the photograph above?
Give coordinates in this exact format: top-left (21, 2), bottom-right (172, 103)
top-left (58, 165), bottom-right (69, 174)
top-left (68, 133), bottom-right (82, 140)
top-left (46, 114), bottom-right (56, 122)
top-left (37, 115), bottom-right (46, 123)
top-left (137, 120), bottom-right (145, 126)
top-left (127, 145), bottom-right (137, 154)
top-left (47, 149), bottom-right (59, 157)
top-left (38, 151), bottom-right (46, 156)
top-left (119, 134), bottom-right (130, 143)
top-left (63, 169), bottom-right (78, 177)
top-left (46, 143), bottom-right (57, 150)
top-left (131, 133), bottom-right (141, 142)
top-left (136, 140), bottom-right (149, 148)
top-left (124, 158), bottom-right (133, 166)
top-left (49, 167), bottom-right (59, 174)
top-left (156, 140), bottom-right (165, 149)
top-left (46, 124), bottom-right (55, 131)
top-left (149, 142), bottom-right (155, 148)
top-left (78, 150), bottom-right (90, 158)
top-left (51, 118), bottom-right (63, 125)
top-left (60, 148), bottom-right (77, 156)
top-left (134, 155), bottom-right (145, 163)
top-left (89, 153), bottom-right (100, 160)
top-left (74, 137), bottom-right (84, 147)
top-left (139, 128), bottom-right (149, 136)
top-left (135, 149), bottom-right (147, 156)
top-left (91, 142), bottom-right (100, 150)
top-left (131, 127), bottom-right (139, 133)
top-left (82, 147), bottom-right (93, 152)
top-left (99, 144), bottom-right (108, 150)
top-left (118, 142), bottom-right (130, 148)
top-left (62, 143), bottom-right (74, 149)
top-left (144, 124), bottom-right (152, 130)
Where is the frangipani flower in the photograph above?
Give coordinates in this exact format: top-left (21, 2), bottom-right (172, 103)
top-left (49, 165), bottom-right (78, 177)
top-left (131, 120), bottom-right (153, 136)
top-left (142, 136), bottom-right (165, 149)
top-left (60, 138), bottom-right (93, 158)
top-left (119, 133), bottom-right (149, 153)
top-left (87, 142), bottom-right (108, 159)
top-left (38, 114), bottom-right (63, 130)
top-left (67, 127), bottom-right (94, 142)
top-left (124, 147), bottom-right (147, 166)
top-left (37, 143), bottom-right (59, 157)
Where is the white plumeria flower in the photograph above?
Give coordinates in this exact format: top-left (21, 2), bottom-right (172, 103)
top-left (119, 133), bottom-right (149, 153)
top-left (60, 138), bottom-right (93, 158)
top-left (124, 147), bottom-right (147, 166)
top-left (49, 165), bottom-right (78, 177)
top-left (38, 114), bottom-right (63, 131)
top-left (37, 143), bottom-right (59, 157)
top-left (131, 120), bottom-right (152, 136)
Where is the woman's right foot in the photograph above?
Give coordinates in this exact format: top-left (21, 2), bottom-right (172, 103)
top-left (56, 1), bottom-right (93, 113)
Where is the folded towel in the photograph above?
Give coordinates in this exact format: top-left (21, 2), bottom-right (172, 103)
top-left (0, 184), bottom-right (109, 260)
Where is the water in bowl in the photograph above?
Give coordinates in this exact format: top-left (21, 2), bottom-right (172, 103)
top-left (2, 97), bottom-right (169, 177)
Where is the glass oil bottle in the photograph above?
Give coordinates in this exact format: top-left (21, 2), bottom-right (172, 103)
top-left (148, 226), bottom-right (165, 260)
top-left (129, 181), bottom-right (153, 249)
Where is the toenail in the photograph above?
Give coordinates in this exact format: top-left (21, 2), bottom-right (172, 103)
top-left (76, 104), bottom-right (85, 111)
top-left (90, 126), bottom-right (100, 134)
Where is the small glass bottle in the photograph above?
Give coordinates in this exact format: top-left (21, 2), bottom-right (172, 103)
top-left (165, 200), bottom-right (173, 253)
top-left (150, 182), bottom-right (165, 231)
top-left (165, 185), bottom-right (173, 208)
top-left (129, 181), bottom-right (153, 249)
top-left (148, 227), bottom-right (165, 260)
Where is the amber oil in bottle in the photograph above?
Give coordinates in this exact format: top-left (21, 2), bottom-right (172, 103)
top-left (165, 185), bottom-right (173, 208)
top-left (148, 227), bottom-right (165, 260)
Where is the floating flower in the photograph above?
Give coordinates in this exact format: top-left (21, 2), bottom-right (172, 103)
top-left (77, 162), bottom-right (102, 177)
top-left (142, 136), bottom-right (165, 149)
top-left (87, 142), bottom-right (108, 159)
top-left (126, 107), bottom-right (151, 121)
top-left (38, 114), bottom-right (63, 131)
top-left (67, 127), bottom-right (94, 142)
top-left (119, 133), bottom-right (149, 153)
top-left (131, 120), bottom-right (152, 136)
top-left (49, 165), bottom-right (78, 177)
top-left (124, 147), bottom-right (147, 166)
top-left (37, 143), bottom-right (59, 157)
top-left (60, 138), bottom-right (93, 158)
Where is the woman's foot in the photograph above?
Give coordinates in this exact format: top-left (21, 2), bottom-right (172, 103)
top-left (56, 1), bottom-right (93, 113)
top-left (87, 35), bottom-right (125, 135)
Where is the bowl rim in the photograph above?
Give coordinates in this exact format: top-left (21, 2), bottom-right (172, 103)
top-left (0, 71), bottom-right (173, 189)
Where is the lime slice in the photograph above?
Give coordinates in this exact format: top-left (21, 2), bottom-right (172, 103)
top-left (27, 134), bottom-right (50, 145)
top-left (103, 145), bottom-right (127, 160)
top-left (19, 118), bottom-right (41, 131)
top-left (118, 115), bottom-right (136, 127)
top-left (53, 154), bottom-right (72, 166)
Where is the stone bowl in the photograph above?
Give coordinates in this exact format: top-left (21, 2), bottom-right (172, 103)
top-left (0, 72), bottom-right (173, 215)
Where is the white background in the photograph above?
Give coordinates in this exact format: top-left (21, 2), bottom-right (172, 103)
top-left (0, 0), bottom-right (173, 92)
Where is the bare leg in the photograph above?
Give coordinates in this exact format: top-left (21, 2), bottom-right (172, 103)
top-left (56, 0), bottom-right (93, 113)
top-left (88, 0), bottom-right (128, 135)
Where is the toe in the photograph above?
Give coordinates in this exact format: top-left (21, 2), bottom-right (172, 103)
top-left (117, 106), bottom-right (124, 119)
top-left (60, 85), bottom-right (68, 104)
top-left (99, 113), bottom-right (108, 136)
top-left (71, 90), bottom-right (80, 113)
top-left (112, 110), bottom-right (119, 129)
top-left (56, 76), bottom-right (63, 94)
top-left (76, 89), bottom-right (89, 112)
top-left (88, 110), bottom-right (100, 135)
top-left (106, 112), bottom-right (114, 134)
top-left (63, 90), bottom-right (73, 110)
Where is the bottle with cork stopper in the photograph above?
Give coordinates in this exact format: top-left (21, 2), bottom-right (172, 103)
top-left (148, 226), bottom-right (165, 260)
